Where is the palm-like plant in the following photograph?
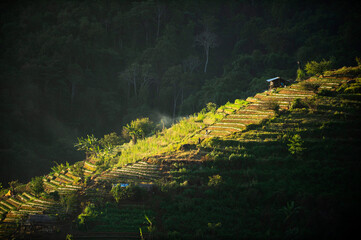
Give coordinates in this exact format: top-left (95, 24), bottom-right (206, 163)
top-left (74, 134), bottom-right (99, 159)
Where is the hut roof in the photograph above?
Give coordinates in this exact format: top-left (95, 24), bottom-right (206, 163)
top-left (266, 77), bottom-right (282, 82)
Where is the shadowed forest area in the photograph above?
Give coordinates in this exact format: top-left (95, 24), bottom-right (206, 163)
top-left (1, 0), bottom-right (360, 185)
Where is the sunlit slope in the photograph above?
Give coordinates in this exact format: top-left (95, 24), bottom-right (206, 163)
top-left (1, 66), bottom-right (360, 239)
top-left (198, 76), bottom-right (349, 138)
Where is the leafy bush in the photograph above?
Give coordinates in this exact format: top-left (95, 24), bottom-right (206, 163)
top-left (305, 59), bottom-right (333, 77)
top-left (326, 66), bottom-right (361, 78)
top-left (234, 99), bottom-right (249, 106)
top-left (356, 57), bottom-right (361, 66)
top-left (318, 89), bottom-right (336, 97)
top-left (300, 81), bottom-right (320, 93)
top-left (296, 68), bottom-right (307, 81)
top-left (77, 203), bottom-right (98, 227)
top-left (265, 100), bottom-right (280, 114)
top-left (51, 161), bottom-right (70, 174)
top-left (111, 184), bottom-right (143, 202)
top-left (290, 98), bottom-right (308, 109)
top-left (122, 118), bottom-right (156, 144)
top-left (287, 134), bottom-right (306, 155)
top-left (60, 193), bottom-right (78, 214)
top-left (49, 191), bottom-right (60, 201)
top-left (208, 174), bottom-right (223, 187)
top-left (99, 132), bottom-right (123, 150)
top-left (206, 102), bottom-right (217, 113)
top-left (74, 134), bottom-right (100, 158)
top-left (30, 176), bottom-right (44, 196)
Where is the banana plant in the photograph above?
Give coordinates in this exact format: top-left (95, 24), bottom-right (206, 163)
top-left (74, 134), bottom-right (100, 159)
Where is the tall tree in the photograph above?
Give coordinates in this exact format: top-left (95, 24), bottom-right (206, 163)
top-left (196, 31), bottom-right (218, 73)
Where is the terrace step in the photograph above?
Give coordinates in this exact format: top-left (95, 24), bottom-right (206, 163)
top-left (227, 113), bottom-right (271, 119)
top-left (0, 203), bottom-right (10, 212)
top-left (221, 118), bottom-right (262, 124)
top-left (22, 193), bottom-right (55, 205)
top-left (18, 209), bottom-right (44, 214)
top-left (0, 201), bottom-right (16, 210)
top-left (54, 173), bottom-right (74, 182)
top-left (65, 171), bottom-right (82, 180)
top-left (236, 109), bottom-right (274, 114)
top-left (7, 198), bottom-right (23, 207)
top-left (207, 126), bottom-right (242, 132)
top-left (207, 131), bottom-right (232, 137)
top-left (84, 161), bottom-right (97, 171)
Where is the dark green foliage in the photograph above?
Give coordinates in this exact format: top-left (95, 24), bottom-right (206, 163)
top-left (77, 202), bottom-right (155, 233)
top-left (296, 68), bottom-right (307, 81)
top-left (74, 135), bottom-right (100, 158)
top-left (287, 134), bottom-right (306, 155)
top-left (300, 81), bottom-right (321, 93)
top-left (356, 57), bottom-right (361, 66)
top-left (305, 59), bottom-right (333, 77)
top-left (30, 176), bottom-right (44, 196)
top-left (111, 184), bottom-right (144, 202)
top-left (49, 191), bottom-right (60, 201)
top-left (8, 180), bottom-right (19, 192)
top-left (290, 98), bottom-right (308, 109)
top-left (265, 101), bottom-right (280, 114)
top-left (318, 89), bottom-right (337, 97)
top-left (99, 132), bottom-right (123, 150)
top-left (60, 194), bottom-right (78, 215)
top-left (77, 203), bottom-right (98, 227)
top-left (122, 118), bottom-right (156, 144)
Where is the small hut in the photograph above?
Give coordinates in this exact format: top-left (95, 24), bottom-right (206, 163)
top-left (266, 77), bottom-right (289, 89)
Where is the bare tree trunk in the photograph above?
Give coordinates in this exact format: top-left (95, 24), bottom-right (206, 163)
top-left (157, 12), bottom-right (161, 40)
top-left (133, 68), bottom-right (137, 99)
top-left (204, 46), bottom-right (209, 73)
top-left (173, 88), bottom-right (181, 121)
top-left (71, 82), bottom-right (76, 105)
top-left (173, 95), bottom-right (177, 121)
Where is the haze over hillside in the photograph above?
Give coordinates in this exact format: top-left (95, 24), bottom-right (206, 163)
top-left (1, 0), bottom-right (361, 184)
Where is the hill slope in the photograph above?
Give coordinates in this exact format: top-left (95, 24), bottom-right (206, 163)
top-left (1, 66), bottom-right (361, 239)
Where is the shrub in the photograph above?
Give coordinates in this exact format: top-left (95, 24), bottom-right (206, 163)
top-left (51, 161), bottom-right (69, 174)
top-left (74, 134), bottom-right (100, 158)
top-left (265, 101), bottom-right (280, 114)
top-left (290, 98), bottom-right (308, 109)
top-left (122, 118), bottom-right (156, 144)
top-left (296, 68), bottom-right (307, 81)
top-left (99, 132), bottom-right (123, 150)
top-left (8, 180), bottom-right (19, 192)
top-left (287, 134), bottom-right (306, 155)
top-left (77, 203), bottom-right (98, 227)
top-left (111, 184), bottom-right (143, 202)
top-left (305, 59), bottom-right (333, 77)
top-left (206, 102), bottom-right (217, 113)
top-left (49, 191), bottom-right (60, 201)
top-left (60, 194), bottom-right (78, 214)
top-left (208, 174), bottom-right (223, 187)
top-left (30, 176), bottom-right (44, 196)
top-left (300, 81), bottom-right (320, 93)
top-left (356, 57), bottom-right (361, 66)
top-left (318, 89), bottom-right (336, 97)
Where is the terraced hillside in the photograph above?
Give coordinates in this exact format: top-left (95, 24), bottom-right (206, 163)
top-left (1, 66), bottom-right (360, 239)
top-left (199, 76), bottom-right (347, 138)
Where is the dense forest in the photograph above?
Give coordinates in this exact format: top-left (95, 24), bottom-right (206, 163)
top-left (1, 0), bottom-right (360, 185)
